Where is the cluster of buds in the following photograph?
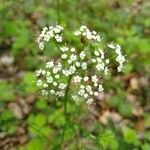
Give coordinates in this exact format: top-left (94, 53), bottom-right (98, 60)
top-left (36, 24), bottom-right (125, 105)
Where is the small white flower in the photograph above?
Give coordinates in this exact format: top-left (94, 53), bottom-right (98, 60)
top-left (83, 93), bottom-right (88, 98)
top-left (55, 34), bottom-right (62, 42)
top-left (54, 27), bottom-right (61, 33)
top-left (86, 98), bottom-right (93, 105)
top-left (46, 71), bottom-right (51, 76)
top-left (75, 62), bottom-right (81, 67)
top-left (106, 59), bottom-right (110, 64)
top-left (39, 42), bottom-right (44, 50)
top-left (55, 74), bottom-right (60, 79)
top-left (70, 47), bottom-right (76, 52)
top-left (70, 54), bottom-right (77, 61)
top-left (98, 84), bottom-right (104, 92)
top-left (98, 49), bottom-right (104, 59)
top-left (62, 69), bottom-right (70, 77)
top-left (80, 51), bottom-right (86, 60)
top-left (78, 89), bottom-right (85, 96)
top-left (56, 25), bottom-right (64, 30)
top-left (41, 70), bottom-right (46, 75)
top-left (104, 67), bottom-right (109, 75)
top-left (80, 25), bottom-right (87, 31)
top-left (94, 83), bottom-right (98, 87)
top-left (86, 32), bottom-right (93, 40)
top-left (61, 54), bottom-right (67, 59)
top-left (92, 59), bottom-right (96, 63)
top-left (81, 62), bottom-right (87, 70)
top-left (53, 82), bottom-right (58, 86)
top-left (97, 58), bottom-right (102, 63)
top-left (49, 26), bottom-right (54, 30)
top-left (43, 27), bottom-right (48, 31)
top-left (92, 31), bottom-right (97, 35)
top-left (83, 76), bottom-right (89, 81)
top-left (36, 79), bottom-right (42, 87)
top-left (47, 30), bottom-right (54, 37)
top-left (71, 95), bottom-right (78, 101)
top-left (46, 61), bottom-right (54, 68)
top-left (96, 35), bottom-right (101, 42)
top-left (60, 46), bottom-right (68, 52)
top-left (43, 83), bottom-right (48, 88)
top-left (86, 85), bottom-right (92, 92)
top-left (57, 91), bottom-right (65, 97)
top-left (96, 63), bottom-right (105, 71)
top-left (89, 91), bottom-right (93, 95)
top-left (91, 75), bottom-right (98, 83)
top-left (80, 85), bottom-right (85, 89)
top-left (47, 76), bottom-right (53, 83)
top-left (59, 83), bottom-right (67, 90)
top-left (41, 90), bottom-right (48, 96)
top-left (94, 51), bottom-right (100, 56)
top-left (36, 69), bottom-right (42, 76)
top-left (73, 75), bottom-right (82, 83)
top-left (69, 65), bottom-right (76, 74)
top-left (108, 43), bottom-right (116, 49)
top-left (74, 31), bottom-right (81, 36)
top-left (53, 67), bottom-right (59, 74)
top-left (94, 91), bottom-right (98, 96)
top-left (50, 90), bottom-right (55, 95)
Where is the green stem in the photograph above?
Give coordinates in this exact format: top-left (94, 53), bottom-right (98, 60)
top-left (60, 75), bottom-right (72, 147)
top-left (63, 75), bottom-right (72, 121)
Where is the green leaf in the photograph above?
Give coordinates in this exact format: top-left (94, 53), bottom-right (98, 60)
top-left (48, 108), bottom-right (65, 126)
top-left (34, 114), bottom-right (47, 127)
top-left (142, 143), bottom-right (150, 150)
top-left (108, 95), bottom-right (121, 108)
top-left (123, 63), bottom-right (133, 74)
top-left (26, 139), bottom-right (46, 150)
top-left (119, 102), bottom-right (132, 117)
top-left (138, 39), bottom-right (150, 53)
top-left (122, 127), bottom-right (137, 143)
top-left (0, 81), bottom-right (15, 101)
top-left (36, 98), bottom-right (47, 110)
top-left (98, 129), bottom-right (118, 149)
top-left (22, 72), bottom-right (37, 93)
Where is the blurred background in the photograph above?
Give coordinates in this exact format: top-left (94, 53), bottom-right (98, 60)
top-left (0, 0), bottom-right (149, 149)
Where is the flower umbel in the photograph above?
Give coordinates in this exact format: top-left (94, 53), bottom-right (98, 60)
top-left (36, 24), bottom-right (126, 105)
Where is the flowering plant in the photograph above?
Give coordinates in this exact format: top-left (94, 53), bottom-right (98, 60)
top-left (36, 24), bottom-right (125, 105)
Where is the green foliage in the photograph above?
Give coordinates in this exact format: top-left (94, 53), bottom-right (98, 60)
top-left (48, 108), bottom-right (65, 126)
top-left (98, 129), bottom-right (118, 149)
top-left (142, 143), bottom-right (150, 150)
top-left (122, 127), bottom-right (137, 144)
top-left (0, 81), bottom-right (15, 101)
top-left (22, 72), bottom-right (37, 94)
top-left (35, 98), bottom-right (47, 110)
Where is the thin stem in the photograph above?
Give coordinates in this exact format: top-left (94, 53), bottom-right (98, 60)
top-left (60, 75), bottom-right (72, 147)
top-left (63, 75), bottom-right (72, 121)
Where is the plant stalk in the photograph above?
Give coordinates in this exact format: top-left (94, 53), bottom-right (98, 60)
top-left (63, 75), bottom-right (72, 121)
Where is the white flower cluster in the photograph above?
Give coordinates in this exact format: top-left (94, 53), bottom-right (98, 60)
top-left (36, 24), bottom-right (126, 105)
top-left (71, 74), bottom-right (104, 105)
top-left (74, 25), bottom-right (101, 42)
top-left (36, 25), bottom-right (64, 50)
top-left (108, 43), bottom-right (126, 72)
top-left (36, 64), bottom-right (67, 97)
